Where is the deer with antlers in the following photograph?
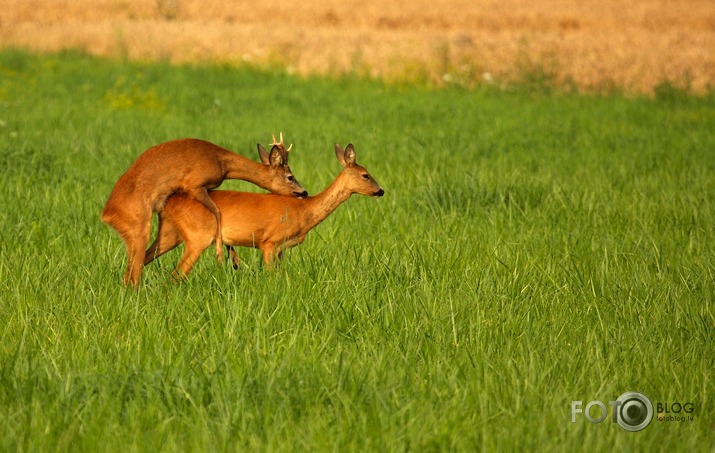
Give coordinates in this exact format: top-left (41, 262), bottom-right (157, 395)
top-left (102, 134), bottom-right (307, 286)
top-left (143, 144), bottom-right (384, 278)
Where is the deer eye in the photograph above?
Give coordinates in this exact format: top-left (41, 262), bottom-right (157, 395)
top-left (362, 173), bottom-right (370, 180)
top-left (287, 175), bottom-right (295, 182)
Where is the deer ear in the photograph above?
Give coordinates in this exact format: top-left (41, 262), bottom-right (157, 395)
top-left (344, 144), bottom-right (356, 166)
top-left (258, 144), bottom-right (270, 165)
top-left (335, 144), bottom-right (347, 167)
top-left (269, 145), bottom-right (284, 167)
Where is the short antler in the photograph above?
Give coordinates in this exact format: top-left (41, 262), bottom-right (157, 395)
top-left (271, 132), bottom-right (293, 152)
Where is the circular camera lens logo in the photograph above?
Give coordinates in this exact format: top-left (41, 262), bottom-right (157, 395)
top-left (615, 392), bottom-right (654, 432)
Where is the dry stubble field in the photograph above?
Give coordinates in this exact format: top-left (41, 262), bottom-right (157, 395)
top-left (1, 0), bottom-right (714, 93)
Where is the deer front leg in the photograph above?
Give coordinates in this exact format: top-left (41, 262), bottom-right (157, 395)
top-left (260, 244), bottom-right (289, 271)
top-left (260, 244), bottom-right (279, 270)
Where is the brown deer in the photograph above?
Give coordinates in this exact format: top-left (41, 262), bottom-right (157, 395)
top-left (101, 135), bottom-right (307, 286)
top-left (143, 144), bottom-right (384, 278)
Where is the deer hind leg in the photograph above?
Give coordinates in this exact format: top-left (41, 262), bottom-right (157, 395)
top-left (172, 238), bottom-right (212, 281)
top-left (119, 214), bottom-right (152, 287)
top-left (172, 248), bottom-right (199, 282)
top-left (226, 245), bottom-right (240, 270)
top-left (144, 216), bottom-right (181, 266)
top-left (187, 188), bottom-right (224, 262)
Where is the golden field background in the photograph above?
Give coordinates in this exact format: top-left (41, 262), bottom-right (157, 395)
top-left (1, 0), bottom-right (714, 93)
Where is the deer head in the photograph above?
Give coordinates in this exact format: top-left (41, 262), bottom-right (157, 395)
top-left (335, 143), bottom-right (384, 198)
top-left (257, 133), bottom-right (307, 198)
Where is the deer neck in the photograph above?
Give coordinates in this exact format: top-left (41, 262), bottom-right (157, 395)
top-left (302, 172), bottom-right (352, 229)
top-left (219, 151), bottom-right (273, 187)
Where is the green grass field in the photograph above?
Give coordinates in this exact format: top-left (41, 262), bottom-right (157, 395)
top-left (1, 50), bottom-right (714, 451)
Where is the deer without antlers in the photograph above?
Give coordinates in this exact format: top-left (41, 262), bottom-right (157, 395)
top-left (101, 136), bottom-right (307, 286)
top-left (144, 144), bottom-right (384, 278)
